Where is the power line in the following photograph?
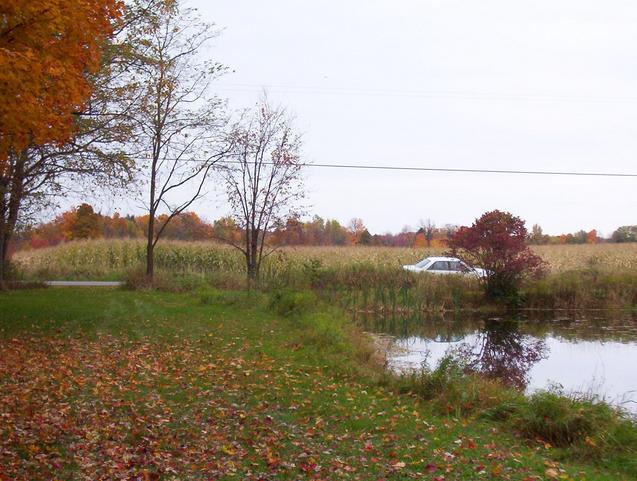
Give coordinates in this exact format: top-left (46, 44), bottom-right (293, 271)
top-left (214, 82), bottom-right (637, 104)
top-left (274, 161), bottom-right (637, 177)
top-left (140, 157), bottom-right (637, 178)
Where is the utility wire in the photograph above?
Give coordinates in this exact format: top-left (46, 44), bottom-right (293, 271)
top-left (136, 157), bottom-right (637, 178)
top-left (214, 83), bottom-right (637, 104)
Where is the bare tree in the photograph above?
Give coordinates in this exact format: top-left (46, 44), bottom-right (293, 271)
top-left (125, 0), bottom-right (228, 279)
top-left (219, 98), bottom-right (304, 285)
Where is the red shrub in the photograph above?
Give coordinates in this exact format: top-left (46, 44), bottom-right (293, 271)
top-left (448, 210), bottom-right (546, 300)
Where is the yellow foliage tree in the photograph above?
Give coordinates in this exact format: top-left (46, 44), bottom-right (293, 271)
top-left (0, 0), bottom-right (124, 160)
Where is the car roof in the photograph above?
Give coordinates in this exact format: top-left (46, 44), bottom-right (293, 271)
top-left (421, 256), bottom-right (460, 262)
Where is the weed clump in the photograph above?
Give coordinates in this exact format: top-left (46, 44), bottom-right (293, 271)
top-left (510, 391), bottom-right (616, 446)
top-left (269, 289), bottom-right (317, 318)
top-left (395, 360), bottom-right (637, 467)
top-left (123, 268), bottom-right (207, 292)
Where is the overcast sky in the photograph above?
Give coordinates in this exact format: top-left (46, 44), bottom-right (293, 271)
top-left (99, 1), bottom-right (637, 236)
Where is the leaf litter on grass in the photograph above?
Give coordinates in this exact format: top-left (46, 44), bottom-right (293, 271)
top-left (0, 335), bottom-right (600, 480)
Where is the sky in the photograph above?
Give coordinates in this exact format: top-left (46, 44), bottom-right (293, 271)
top-left (97, 0), bottom-right (637, 236)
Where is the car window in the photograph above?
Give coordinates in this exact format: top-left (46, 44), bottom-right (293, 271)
top-left (448, 261), bottom-right (470, 272)
top-left (429, 261), bottom-right (448, 271)
top-left (415, 259), bottom-right (431, 268)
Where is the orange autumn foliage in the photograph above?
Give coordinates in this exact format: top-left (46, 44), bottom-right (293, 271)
top-left (413, 232), bottom-right (427, 248)
top-left (0, 0), bottom-right (124, 160)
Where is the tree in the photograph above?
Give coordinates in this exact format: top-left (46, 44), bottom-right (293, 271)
top-left (220, 97), bottom-right (304, 284)
top-left (359, 229), bottom-right (372, 245)
top-left (418, 218), bottom-right (435, 247)
top-left (325, 219), bottom-right (348, 246)
top-left (0, 0), bottom-right (124, 159)
top-left (124, 0), bottom-right (228, 279)
top-left (347, 218), bottom-right (367, 245)
top-left (611, 225), bottom-right (637, 243)
top-left (447, 210), bottom-right (546, 300)
top-left (413, 231), bottom-right (427, 248)
top-left (0, 0), bottom-right (129, 282)
top-left (527, 224), bottom-right (548, 245)
top-left (60, 203), bottom-right (101, 240)
top-left (213, 216), bottom-right (242, 244)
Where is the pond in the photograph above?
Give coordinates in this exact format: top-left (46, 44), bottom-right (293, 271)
top-left (360, 311), bottom-right (637, 414)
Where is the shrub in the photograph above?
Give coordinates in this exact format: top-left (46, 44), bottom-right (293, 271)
top-left (123, 268), bottom-right (207, 292)
top-left (396, 356), bottom-right (521, 417)
top-left (511, 391), bottom-right (616, 446)
top-left (269, 289), bottom-right (317, 318)
top-left (448, 210), bottom-right (546, 301)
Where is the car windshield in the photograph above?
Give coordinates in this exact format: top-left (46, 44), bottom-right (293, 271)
top-left (414, 258), bottom-right (431, 268)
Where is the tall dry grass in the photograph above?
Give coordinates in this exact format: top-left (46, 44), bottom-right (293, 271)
top-left (13, 239), bottom-right (637, 278)
top-left (11, 240), bottom-right (637, 309)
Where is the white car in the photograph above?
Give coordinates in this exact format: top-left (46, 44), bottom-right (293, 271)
top-left (402, 256), bottom-right (487, 278)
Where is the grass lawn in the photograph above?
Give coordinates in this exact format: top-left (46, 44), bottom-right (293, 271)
top-left (0, 288), bottom-right (631, 480)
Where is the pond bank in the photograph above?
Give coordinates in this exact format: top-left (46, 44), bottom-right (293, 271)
top-left (1, 287), bottom-right (635, 479)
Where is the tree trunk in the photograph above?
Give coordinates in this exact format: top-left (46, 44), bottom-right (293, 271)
top-left (246, 251), bottom-right (255, 289)
top-left (146, 213), bottom-right (155, 279)
top-left (0, 150), bottom-right (26, 283)
top-left (146, 145), bottom-right (157, 280)
top-left (244, 227), bottom-right (262, 289)
top-left (0, 232), bottom-right (6, 284)
top-left (0, 180), bottom-right (7, 283)
top-left (248, 230), bottom-right (260, 287)
top-left (0, 218), bottom-right (16, 283)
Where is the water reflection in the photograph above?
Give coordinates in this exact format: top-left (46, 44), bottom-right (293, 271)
top-left (359, 311), bottom-right (637, 412)
top-left (450, 319), bottom-right (547, 390)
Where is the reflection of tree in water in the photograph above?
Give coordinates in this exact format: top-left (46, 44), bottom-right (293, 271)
top-left (451, 319), bottom-right (548, 390)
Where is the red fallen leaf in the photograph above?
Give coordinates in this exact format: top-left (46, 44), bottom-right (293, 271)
top-left (299, 462), bottom-right (317, 472)
top-left (474, 464), bottom-right (485, 472)
top-left (425, 463), bottom-right (438, 473)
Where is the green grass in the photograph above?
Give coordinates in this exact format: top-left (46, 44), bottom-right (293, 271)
top-left (0, 287), bottom-right (634, 480)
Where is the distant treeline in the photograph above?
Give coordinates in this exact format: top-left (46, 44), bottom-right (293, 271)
top-left (14, 203), bottom-right (450, 250)
top-left (526, 224), bottom-right (637, 245)
top-left (13, 203), bottom-right (637, 251)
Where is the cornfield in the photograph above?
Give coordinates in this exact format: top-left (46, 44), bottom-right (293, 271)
top-left (12, 239), bottom-right (637, 281)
